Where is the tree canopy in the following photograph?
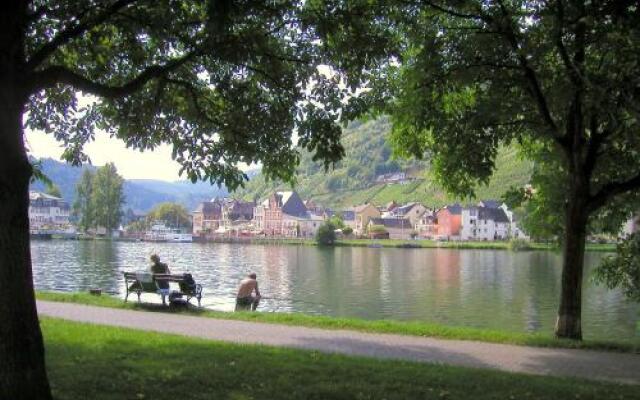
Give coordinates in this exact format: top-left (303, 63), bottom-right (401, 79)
top-left (146, 202), bottom-right (191, 228)
top-left (24, 0), bottom-right (353, 189)
top-left (72, 164), bottom-right (124, 232)
top-left (91, 163), bottom-right (124, 232)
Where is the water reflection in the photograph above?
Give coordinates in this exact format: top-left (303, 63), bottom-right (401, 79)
top-left (30, 240), bottom-right (640, 342)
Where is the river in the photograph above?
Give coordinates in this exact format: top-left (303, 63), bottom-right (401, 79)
top-left (31, 240), bottom-right (640, 342)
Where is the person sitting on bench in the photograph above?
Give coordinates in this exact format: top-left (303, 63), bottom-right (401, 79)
top-left (150, 254), bottom-right (170, 291)
top-left (235, 272), bottom-right (261, 311)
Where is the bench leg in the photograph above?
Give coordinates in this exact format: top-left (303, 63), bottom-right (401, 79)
top-left (137, 291), bottom-right (141, 302)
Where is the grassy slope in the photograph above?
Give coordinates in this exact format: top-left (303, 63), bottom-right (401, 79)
top-left (37, 291), bottom-right (637, 353)
top-left (43, 318), bottom-right (638, 400)
top-left (239, 119), bottom-right (533, 209)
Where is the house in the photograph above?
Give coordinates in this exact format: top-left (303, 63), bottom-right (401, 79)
top-left (375, 172), bottom-right (411, 184)
top-left (385, 200), bottom-right (399, 212)
top-left (304, 199), bottom-right (325, 216)
top-left (253, 191), bottom-right (309, 237)
top-left (339, 210), bottom-right (356, 229)
top-left (391, 202), bottom-right (428, 226)
top-left (415, 211), bottom-right (438, 239)
top-left (353, 203), bottom-right (381, 235)
top-left (460, 206), bottom-right (510, 241)
top-left (192, 198), bottom-right (223, 237)
top-left (297, 213), bottom-right (325, 238)
top-left (436, 204), bottom-right (463, 239)
top-left (222, 199), bottom-right (255, 227)
top-left (368, 218), bottom-right (414, 239)
top-left (28, 191), bottom-right (71, 230)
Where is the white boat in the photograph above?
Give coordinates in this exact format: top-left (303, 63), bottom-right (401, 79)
top-left (145, 223), bottom-right (192, 242)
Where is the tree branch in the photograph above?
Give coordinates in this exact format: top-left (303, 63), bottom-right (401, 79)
top-left (494, 0), bottom-right (563, 144)
top-left (27, 4), bottom-right (50, 22)
top-left (589, 172), bottom-right (640, 212)
top-left (554, 0), bottom-right (584, 86)
top-left (422, 1), bottom-right (484, 20)
top-left (26, 0), bottom-right (139, 70)
top-left (165, 78), bottom-right (218, 125)
top-left (30, 51), bottom-right (197, 98)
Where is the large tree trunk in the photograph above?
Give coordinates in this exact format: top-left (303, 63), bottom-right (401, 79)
top-left (555, 174), bottom-right (589, 340)
top-left (0, 80), bottom-right (53, 397)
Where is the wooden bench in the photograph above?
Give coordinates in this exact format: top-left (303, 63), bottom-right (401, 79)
top-left (123, 272), bottom-right (203, 306)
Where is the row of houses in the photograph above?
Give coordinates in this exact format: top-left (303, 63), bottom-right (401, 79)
top-left (191, 191), bottom-right (529, 241)
top-left (339, 200), bottom-right (526, 240)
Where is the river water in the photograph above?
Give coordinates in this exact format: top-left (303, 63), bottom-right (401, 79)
top-left (31, 240), bottom-right (640, 342)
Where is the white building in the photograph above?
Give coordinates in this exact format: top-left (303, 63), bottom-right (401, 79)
top-left (29, 191), bottom-right (71, 230)
top-left (460, 205), bottom-right (510, 241)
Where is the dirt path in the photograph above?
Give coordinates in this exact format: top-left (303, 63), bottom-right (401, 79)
top-left (37, 300), bottom-right (640, 385)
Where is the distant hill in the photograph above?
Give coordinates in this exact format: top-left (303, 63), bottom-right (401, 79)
top-left (30, 158), bottom-right (228, 213)
top-left (238, 118), bottom-right (533, 208)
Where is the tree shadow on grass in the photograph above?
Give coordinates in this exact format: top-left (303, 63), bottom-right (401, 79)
top-left (43, 319), bottom-right (638, 400)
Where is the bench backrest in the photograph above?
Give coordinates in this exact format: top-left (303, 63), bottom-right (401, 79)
top-left (123, 272), bottom-right (199, 294)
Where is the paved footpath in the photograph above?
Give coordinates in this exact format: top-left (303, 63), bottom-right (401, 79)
top-left (37, 300), bottom-right (640, 385)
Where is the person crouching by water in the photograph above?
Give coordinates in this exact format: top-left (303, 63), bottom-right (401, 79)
top-left (235, 273), bottom-right (261, 311)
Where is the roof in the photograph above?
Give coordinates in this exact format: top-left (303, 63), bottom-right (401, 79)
top-left (340, 210), bottom-right (355, 221)
top-left (478, 200), bottom-right (501, 209)
top-left (478, 207), bottom-right (510, 223)
top-left (280, 191), bottom-right (307, 217)
top-left (29, 191), bottom-right (62, 201)
top-left (353, 203), bottom-right (375, 213)
top-left (443, 203), bottom-right (462, 215)
top-left (369, 217), bottom-right (412, 229)
top-left (226, 200), bottom-right (255, 220)
top-left (394, 202), bottom-right (424, 216)
top-left (262, 191), bottom-right (308, 217)
top-left (193, 201), bottom-right (222, 214)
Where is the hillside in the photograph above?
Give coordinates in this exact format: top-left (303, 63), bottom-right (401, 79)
top-left (237, 118), bottom-right (533, 208)
top-left (30, 158), bottom-right (227, 212)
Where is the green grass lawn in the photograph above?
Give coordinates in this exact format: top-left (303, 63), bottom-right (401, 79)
top-left (42, 318), bottom-right (638, 400)
top-left (37, 291), bottom-right (639, 353)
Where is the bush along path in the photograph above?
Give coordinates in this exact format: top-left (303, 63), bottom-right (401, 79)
top-left (37, 300), bottom-right (640, 385)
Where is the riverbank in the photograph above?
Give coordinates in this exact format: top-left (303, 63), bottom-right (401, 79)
top-left (42, 317), bottom-right (638, 399)
top-left (47, 234), bottom-right (617, 251)
top-left (36, 291), bottom-right (639, 353)
top-left (198, 237), bottom-right (617, 252)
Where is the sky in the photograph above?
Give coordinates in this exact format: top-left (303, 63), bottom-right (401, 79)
top-left (25, 129), bottom-right (185, 181)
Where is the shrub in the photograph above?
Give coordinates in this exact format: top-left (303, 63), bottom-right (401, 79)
top-left (342, 226), bottom-right (353, 236)
top-left (593, 233), bottom-right (640, 302)
top-left (509, 239), bottom-right (532, 251)
top-left (316, 221), bottom-right (337, 246)
top-left (368, 224), bottom-right (387, 234)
